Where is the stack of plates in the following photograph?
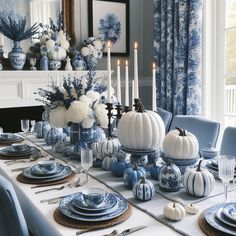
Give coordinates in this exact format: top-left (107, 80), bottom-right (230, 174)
top-left (204, 203), bottom-right (236, 235)
top-left (0, 133), bottom-right (23, 145)
top-left (0, 145), bottom-right (39, 159)
top-left (206, 159), bottom-right (236, 179)
top-left (59, 192), bottom-right (128, 222)
top-left (21, 162), bottom-right (72, 182)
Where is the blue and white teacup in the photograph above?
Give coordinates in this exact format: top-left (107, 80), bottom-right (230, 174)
top-left (11, 144), bottom-right (31, 152)
top-left (38, 160), bottom-right (56, 172)
top-left (82, 188), bottom-right (107, 208)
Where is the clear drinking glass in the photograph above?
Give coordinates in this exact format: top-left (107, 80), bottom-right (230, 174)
top-left (218, 155), bottom-right (235, 200)
top-left (81, 147), bottom-right (93, 184)
top-left (20, 119), bottom-right (30, 139)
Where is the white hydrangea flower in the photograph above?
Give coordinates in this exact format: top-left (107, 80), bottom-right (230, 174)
top-left (66, 101), bottom-right (89, 123)
top-left (46, 39), bottom-right (55, 49)
top-left (49, 106), bottom-right (68, 128)
top-left (58, 30), bottom-right (65, 40)
top-left (49, 47), bottom-right (67, 60)
top-left (60, 39), bottom-right (70, 50)
top-left (93, 39), bottom-right (103, 50)
top-left (40, 35), bottom-right (50, 44)
top-left (86, 90), bottom-right (100, 103)
top-left (79, 95), bottom-right (93, 106)
top-left (95, 103), bottom-right (109, 128)
top-left (82, 117), bottom-right (95, 128)
top-left (88, 44), bottom-right (98, 58)
top-left (81, 47), bottom-right (90, 57)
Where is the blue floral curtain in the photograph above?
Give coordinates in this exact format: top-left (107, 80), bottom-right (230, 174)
top-left (153, 0), bottom-right (202, 115)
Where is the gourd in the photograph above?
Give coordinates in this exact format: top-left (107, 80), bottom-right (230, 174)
top-left (185, 203), bottom-right (199, 215)
top-left (34, 121), bottom-right (51, 138)
top-left (163, 202), bottom-right (185, 221)
top-left (123, 164), bottom-right (146, 189)
top-left (112, 158), bottom-right (129, 177)
top-left (118, 101), bottom-right (165, 150)
top-left (97, 138), bottom-right (121, 158)
top-left (150, 163), bottom-right (161, 180)
top-left (163, 127), bottom-right (199, 159)
top-left (93, 157), bottom-right (103, 168)
top-left (102, 156), bottom-right (117, 171)
top-left (183, 160), bottom-right (215, 197)
top-left (45, 128), bottom-right (67, 146)
top-left (132, 176), bottom-right (155, 201)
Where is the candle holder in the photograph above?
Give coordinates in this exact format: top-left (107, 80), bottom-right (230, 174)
top-left (124, 106), bottom-right (131, 113)
top-left (115, 103), bottom-right (123, 126)
top-left (134, 98), bottom-right (140, 111)
top-left (106, 102), bottom-right (114, 138)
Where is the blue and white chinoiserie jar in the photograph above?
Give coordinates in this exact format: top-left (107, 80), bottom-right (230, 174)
top-left (49, 60), bottom-right (61, 70)
top-left (40, 55), bottom-right (49, 70)
top-left (159, 161), bottom-right (181, 192)
top-left (8, 41), bottom-right (26, 70)
top-left (44, 127), bottom-right (67, 146)
top-left (72, 55), bottom-right (86, 70)
top-left (34, 121), bottom-right (51, 139)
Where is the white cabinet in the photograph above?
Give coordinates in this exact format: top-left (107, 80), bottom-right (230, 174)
top-left (0, 71), bottom-right (107, 108)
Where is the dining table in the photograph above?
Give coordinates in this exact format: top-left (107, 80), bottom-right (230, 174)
top-left (0, 135), bottom-right (235, 236)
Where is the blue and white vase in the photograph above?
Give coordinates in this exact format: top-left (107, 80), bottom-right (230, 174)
top-left (8, 41), bottom-right (26, 70)
top-left (40, 55), bottom-right (49, 70)
top-left (49, 60), bottom-right (61, 70)
top-left (72, 56), bottom-right (86, 70)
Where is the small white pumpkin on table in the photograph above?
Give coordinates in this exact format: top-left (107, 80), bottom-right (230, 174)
top-left (163, 202), bottom-right (185, 221)
top-left (185, 203), bottom-right (199, 215)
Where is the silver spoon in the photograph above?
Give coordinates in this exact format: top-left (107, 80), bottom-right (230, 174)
top-left (35, 185), bottom-right (65, 194)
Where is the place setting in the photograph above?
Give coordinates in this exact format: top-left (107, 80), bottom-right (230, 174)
top-left (0, 133), bottom-right (24, 146)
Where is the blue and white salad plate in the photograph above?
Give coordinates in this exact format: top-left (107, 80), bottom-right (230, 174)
top-left (30, 163), bottom-right (62, 176)
top-left (215, 208), bottom-right (236, 228)
top-left (22, 165), bottom-right (71, 180)
top-left (205, 203), bottom-right (236, 235)
top-left (223, 204), bottom-right (236, 222)
top-left (59, 193), bottom-right (128, 222)
top-left (72, 192), bottom-right (117, 212)
top-left (0, 146), bottom-right (37, 157)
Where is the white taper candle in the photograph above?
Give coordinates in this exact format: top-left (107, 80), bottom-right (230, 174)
top-left (107, 41), bottom-right (112, 103)
top-left (134, 42), bottom-right (139, 99)
top-left (132, 80), bottom-right (135, 111)
top-left (125, 60), bottom-right (129, 106)
top-left (117, 59), bottom-right (121, 104)
top-left (152, 63), bottom-right (157, 111)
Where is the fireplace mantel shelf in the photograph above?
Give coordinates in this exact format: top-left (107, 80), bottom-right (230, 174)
top-left (0, 71), bottom-right (108, 109)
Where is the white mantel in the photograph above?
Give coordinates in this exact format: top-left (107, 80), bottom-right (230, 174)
top-left (0, 71), bottom-right (108, 109)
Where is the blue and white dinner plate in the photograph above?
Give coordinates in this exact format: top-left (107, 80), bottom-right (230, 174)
top-left (0, 146), bottom-right (37, 157)
top-left (0, 133), bottom-right (22, 141)
top-left (72, 192), bottom-right (117, 212)
top-left (215, 208), bottom-right (236, 228)
top-left (59, 193), bottom-right (128, 222)
top-left (22, 165), bottom-right (72, 180)
top-left (30, 163), bottom-right (63, 176)
top-left (223, 203), bottom-right (236, 222)
top-left (205, 203), bottom-right (236, 235)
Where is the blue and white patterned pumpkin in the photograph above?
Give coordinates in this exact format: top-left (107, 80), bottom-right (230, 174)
top-left (132, 176), bottom-right (155, 201)
top-left (93, 157), bottom-right (103, 168)
top-left (102, 156), bottom-right (117, 171)
top-left (112, 158), bottom-right (129, 177)
top-left (150, 164), bottom-right (161, 181)
top-left (97, 138), bottom-right (121, 158)
top-left (123, 164), bottom-right (146, 189)
top-left (34, 121), bottom-right (51, 138)
top-left (45, 128), bottom-right (67, 146)
top-left (183, 160), bottom-right (215, 197)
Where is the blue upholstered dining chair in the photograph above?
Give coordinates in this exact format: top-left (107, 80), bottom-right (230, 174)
top-left (157, 107), bottom-right (173, 133)
top-left (0, 175), bottom-right (29, 236)
top-left (220, 126), bottom-right (236, 156)
top-left (170, 115), bottom-right (220, 150)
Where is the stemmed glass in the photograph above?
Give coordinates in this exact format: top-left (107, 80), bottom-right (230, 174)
top-left (218, 155), bottom-right (235, 200)
top-left (30, 58), bottom-right (37, 70)
top-left (20, 119), bottom-right (30, 139)
top-left (81, 144), bottom-right (93, 185)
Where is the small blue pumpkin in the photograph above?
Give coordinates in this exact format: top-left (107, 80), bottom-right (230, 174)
top-left (34, 121), bottom-right (51, 138)
top-left (112, 158), bottom-right (129, 177)
top-left (45, 128), bottom-right (67, 146)
top-left (150, 163), bottom-right (161, 180)
top-left (102, 156), bottom-right (117, 171)
top-left (132, 176), bottom-right (155, 201)
top-left (93, 157), bottom-right (103, 168)
top-left (123, 164), bottom-right (146, 189)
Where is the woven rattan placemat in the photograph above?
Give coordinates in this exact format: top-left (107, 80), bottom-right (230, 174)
top-left (17, 172), bottom-right (76, 185)
top-left (198, 211), bottom-right (230, 236)
top-left (53, 204), bottom-right (132, 230)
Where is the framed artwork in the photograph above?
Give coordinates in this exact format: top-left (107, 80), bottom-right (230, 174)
top-left (88, 0), bottom-right (130, 56)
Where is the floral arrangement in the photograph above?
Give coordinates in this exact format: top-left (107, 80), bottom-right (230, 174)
top-left (72, 37), bottom-right (104, 70)
top-left (36, 72), bottom-right (116, 129)
top-left (0, 11), bottom-right (38, 41)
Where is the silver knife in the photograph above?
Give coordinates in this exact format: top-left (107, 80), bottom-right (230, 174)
top-left (103, 226), bottom-right (146, 236)
top-left (40, 194), bottom-right (71, 203)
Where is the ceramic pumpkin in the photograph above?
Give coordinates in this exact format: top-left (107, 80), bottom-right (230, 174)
top-left (102, 156), bottom-right (117, 171)
top-left (163, 202), bottom-right (185, 221)
top-left (123, 164), bottom-right (146, 189)
top-left (150, 163), bottom-right (161, 180)
top-left (93, 157), bottom-right (103, 168)
top-left (185, 203), bottom-right (199, 215)
top-left (34, 121), bottom-right (51, 138)
top-left (45, 127), bottom-right (67, 146)
top-left (132, 176), bottom-right (155, 201)
top-left (118, 100), bottom-right (165, 150)
top-left (112, 158), bottom-right (129, 177)
top-left (163, 127), bottom-right (199, 159)
top-left (183, 160), bottom-right (215, 197)
top-left (97, 138), bottom-right (121, 158)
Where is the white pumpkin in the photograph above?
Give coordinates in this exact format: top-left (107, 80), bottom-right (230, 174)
top-left (185, 203), bottom-right (199, 215)
top-left (163, 127), bottom-right (199, 159)
top-left (118, 101), bottom-right (165, 150)
top-left (97, 138), bottom-right (121, 158)
top-left (102, 156), bottom-right (117, 171)
top-left (183, 160), bottom-right (215, 197)
top-left (163, 202), bottom-right (185, 221)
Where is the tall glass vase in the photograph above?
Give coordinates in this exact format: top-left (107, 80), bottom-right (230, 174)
top-left (8, 41), bottom-right (26, 70)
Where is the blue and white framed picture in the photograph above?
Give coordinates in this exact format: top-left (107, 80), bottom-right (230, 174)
top-left (88, 0), bottom-right (130, 56)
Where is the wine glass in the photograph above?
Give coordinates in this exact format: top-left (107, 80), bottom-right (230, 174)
top-left (218, 155), bottom-right (235, 200)
top-left (30, 58), bottom-right (37, 70)
top-left (81, 145), bottom-right (93, 185)
top-left (20, 119), bottom-right (30, 139)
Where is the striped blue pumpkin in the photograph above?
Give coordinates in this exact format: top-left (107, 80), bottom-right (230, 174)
top-left (183, 160), bottom-right (215, 197)
top-left (102, 156), bottom-right (117, 171)
top-left (97, 138), bottom-right (121, 158)
top-left (132, 176), bottom-right (155, 201)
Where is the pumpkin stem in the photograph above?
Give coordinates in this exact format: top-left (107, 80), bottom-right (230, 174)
top-left (133, 163), bottom-right (139, 170)
top-left (140, 176), bottom-right (146, 184)
top-left (173, 203), bottom-right (176, 208)
top-left (176, 127), bottom-right (186, 136)
top-left (196, 160), bottom-right (203, 172)
top-left (137, 100), bottom-right (146, 113)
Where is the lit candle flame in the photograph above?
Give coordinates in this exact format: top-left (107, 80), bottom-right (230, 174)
top-left (107, 41), bottom-right (111, 48)
top-left (117, 59), bottom-right (120, 66)
top-left (134, 42), bottom-right (138, 49)
top-left (153, 63), bottom-right (156, 69)
top-left (125, 60), bottom-right (128, 66)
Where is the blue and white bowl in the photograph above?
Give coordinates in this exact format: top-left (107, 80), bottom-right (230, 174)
top-left (200, 144), bottom-right (219, 159)
top-left (82, 188), bottom-right (107, 208)
top-left (162, 156), bottom-right (199, 166)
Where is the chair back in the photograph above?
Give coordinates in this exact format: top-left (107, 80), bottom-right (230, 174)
top-left (170, 115), bottom-right (220, 150)
top-left (220, 126), bottom-right (236, 156)
top-left (157, 108), bottom-right (172, 133)
top-left (0, 175), bottom-right (29, 236)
